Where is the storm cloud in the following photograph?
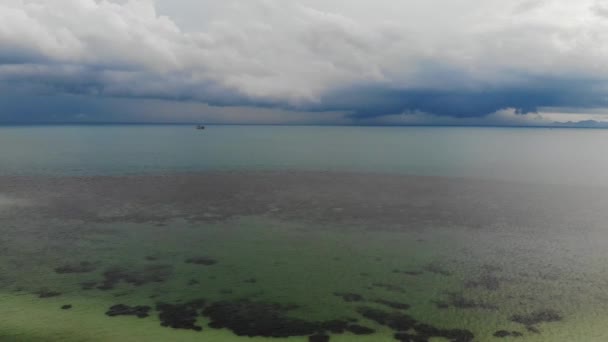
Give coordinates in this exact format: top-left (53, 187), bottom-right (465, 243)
top-left (2, 0), bottom-right (608, 124)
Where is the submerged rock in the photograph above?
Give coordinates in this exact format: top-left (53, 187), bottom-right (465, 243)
top-left (105, 304), bottom-right (151, 318)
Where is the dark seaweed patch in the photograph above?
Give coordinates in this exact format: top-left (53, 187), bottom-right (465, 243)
top-left (105, 304), bottom-right (151, 318)
top-left (494, 330), bottom-right (523, 338)
top-left (438, 292), bottom-right (498, 310)
top-left (37, 289), bottom-right (62, 298)
top-left (80, 281), bottom-right (97, 290)
top-left (393, 270), bottom-right (423, 276)
top-left (433, 301), bottom-right (450, 309)
top-left (309, 334), bottom-right (330, 342)
top-left (97, 264), bottom-right (173, 290)
top-left (346, 324), bottom-right (375, 335)
top-left (394, 332), bottom-right (428, 342)
top-left (55, 261), bottom-right (97, 274)
top-left (319, 320), bottom-right (350, 333)
top-left (526, 326), bottom-right (541, 334)
top-left (465, 274), bottom-right (501, 291)
top-left (371, 283), bottom-right (406, 293)
top-left (510, 309), bottom-right (562, 326)
top-left (374, 299), bottom-right (410, 310)
top-left (202, 300), bottom-right (319, 337)
top-left (185, 257), bottom-right (217, 266)
top-left (357, 306), bottom-right (417, 331)
top-left (358, 306), bottom-right (474, 342)
top-left (156, 299), bottom-right (206, 331)
top-left (334, 292), bottom-right (364, 302)
top-left (424, 263), bottom-right (452, 276)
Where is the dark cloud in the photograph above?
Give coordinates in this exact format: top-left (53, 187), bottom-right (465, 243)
top-left (313, 78), bottom-right (608, 119)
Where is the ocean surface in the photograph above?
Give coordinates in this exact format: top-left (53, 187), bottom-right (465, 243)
top-left (1, 125), bottom-right (608, 342)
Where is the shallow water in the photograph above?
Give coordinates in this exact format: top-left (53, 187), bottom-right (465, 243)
top-left (1, 126), bottom-right (608, 341)
top-left (2, 171), bottom-right (608, 341)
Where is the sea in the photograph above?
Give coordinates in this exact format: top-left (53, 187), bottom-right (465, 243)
top-left (1, 124), bottom-right (608, 341)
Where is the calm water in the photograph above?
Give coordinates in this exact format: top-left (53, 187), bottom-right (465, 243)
top-left (1, 125), bottom-right (608, 185)
top-left (1, 125), bottom-right (608, 342)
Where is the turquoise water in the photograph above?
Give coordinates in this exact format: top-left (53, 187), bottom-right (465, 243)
top-left (1, 125), bottom-right (608, 186)
top-left (2, 125), bottom-right (608, 342)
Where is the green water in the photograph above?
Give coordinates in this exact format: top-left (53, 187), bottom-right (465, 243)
top-left (4, 214), bottom-right (608, 342)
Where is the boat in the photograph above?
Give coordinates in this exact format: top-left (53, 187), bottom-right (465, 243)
top-left (196, 125), bottom-right (205, 130)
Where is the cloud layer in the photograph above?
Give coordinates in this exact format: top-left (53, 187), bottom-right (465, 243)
top-left (2, 0), bottom-right (608, 124)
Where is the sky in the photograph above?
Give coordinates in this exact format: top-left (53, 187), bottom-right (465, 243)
top-left (1, 0), bottom-right (608, 126)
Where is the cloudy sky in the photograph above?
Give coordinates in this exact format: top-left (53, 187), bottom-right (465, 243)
top-left (2, 0), bottom-right (608, 126)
